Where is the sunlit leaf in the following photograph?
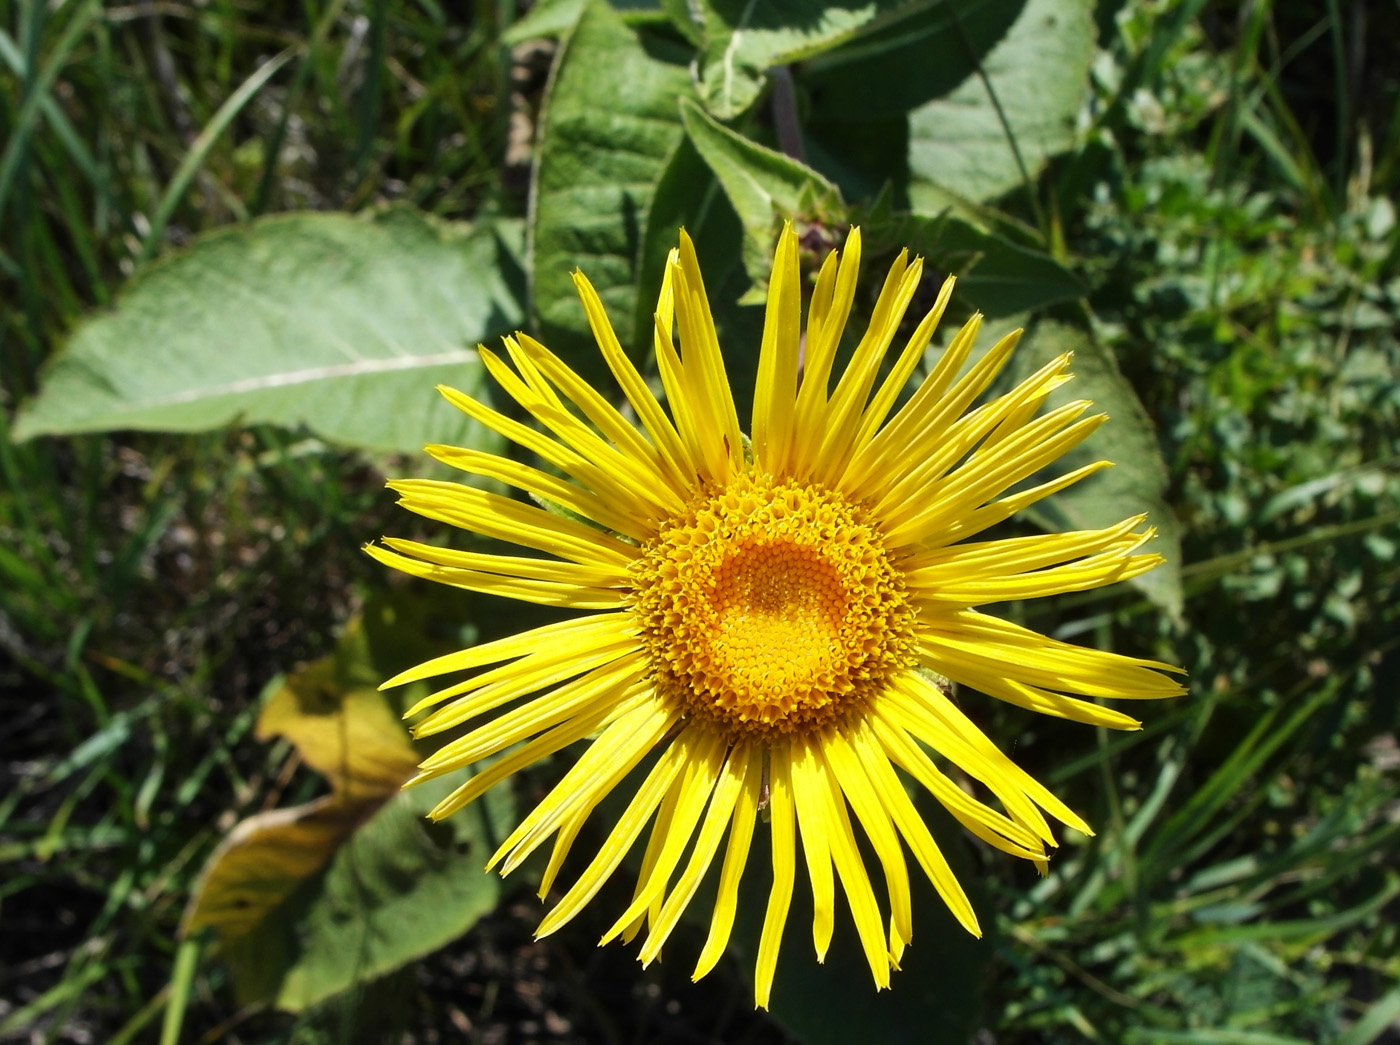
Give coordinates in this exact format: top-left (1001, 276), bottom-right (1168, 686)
top-left (227, 777), bottom-right (512, 1012)
top-left (689, 0), bottom-right (936, 119)
top-left (904, 0), bottom-right (1095, 205)
top-left (182, 798), bottom-right (360, 942)
top-left (183, 608), bottom-right (515, 1011)
top-left (13, 208), bottom-right (523, 453)
top-left (256, 663), bottom-right (418, 800)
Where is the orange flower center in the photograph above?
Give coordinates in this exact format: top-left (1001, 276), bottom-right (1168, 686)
top-left (631, 472), bottom-right (915, 736)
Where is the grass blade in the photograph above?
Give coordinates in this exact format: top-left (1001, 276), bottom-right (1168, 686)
top-left (138, 47), bottom-right (296, 263)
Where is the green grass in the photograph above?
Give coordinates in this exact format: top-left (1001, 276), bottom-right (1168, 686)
top-left (2, 0), bottom-right (1398, 1042)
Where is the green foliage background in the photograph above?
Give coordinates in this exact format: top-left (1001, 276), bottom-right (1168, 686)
top-left (2, 0), bottom-right (1398, 1042)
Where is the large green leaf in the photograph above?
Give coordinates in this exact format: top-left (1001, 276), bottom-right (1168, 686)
top-left (685, 0), bottom-right (938, 119)
top-left (903, 0), bottom-right (1095, 206)
top-left (12, 209), bottom-right (523, 453)
top-left (1016, 319), bottom-right (1184, 620)
top-left (529, 0), bottom-right (693, 367)
top-left (801, 0), bottom-right (1022, 120)
top-left (799, 0), bottom-right (1021, 205)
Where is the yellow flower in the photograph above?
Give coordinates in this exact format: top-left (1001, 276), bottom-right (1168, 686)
top-left (368, 225), bottom-right (1185, 1007)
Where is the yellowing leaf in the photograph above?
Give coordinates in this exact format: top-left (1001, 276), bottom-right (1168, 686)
top-left (181, 798), bottom-right (358, 940)
top-left (183, 651), bottom-right (417, 948)
top-left (257, 659), bottom-right (418, 800)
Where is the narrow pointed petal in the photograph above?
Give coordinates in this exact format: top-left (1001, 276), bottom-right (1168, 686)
top-left (642, 744), bottom-right (751, 965)
top-left (791, 739), bottom-right (836, 959)
top-left (533, 728), bottom-right (701, 938)
top-left (754, 744), bottom-right (796, 1010)
top-left (811, 742), bottom-right (891, 988)
top-left (753, 223), bottom-right (802, 475)
top-left (824, 727), bottom-right (914, 952)
top-left (692, 753), bottom-right (762, 981)
top-left (600, 730), bottom-right (728, 944)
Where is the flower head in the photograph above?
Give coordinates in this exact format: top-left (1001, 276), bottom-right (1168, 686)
top-left (368, 225), bottom-right (1185, 1007)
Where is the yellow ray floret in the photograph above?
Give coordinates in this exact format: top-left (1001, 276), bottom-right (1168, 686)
top-left (369, 222), bottom-right (1185, 1009)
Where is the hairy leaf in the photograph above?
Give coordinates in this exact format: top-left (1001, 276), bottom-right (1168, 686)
top-left (13, 209), bottom-right (523, 453)
top-left (904, 0), bottom-right (1095, 205)
top-left (679, 97), bottom-right (844, 283)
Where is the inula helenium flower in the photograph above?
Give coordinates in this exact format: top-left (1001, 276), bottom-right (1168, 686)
top-left (368, 225), bottom-right (1185, 1007)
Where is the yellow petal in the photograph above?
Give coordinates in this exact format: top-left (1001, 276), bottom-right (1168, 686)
top-left (534, 726), bottom-right (706, 939)
top-left (573, 269), bottom-right (698, 488)
top-left (599, 729), bottom-right (728, 944)
top-left (381, 612), bottom-right (625, 689)
top-left (752, 222), bottom-right (802, 476)
top-left (641, 743), bottom-right (751, 965)
top-left (848, 718), bottom-right (981, 936)
top-left (823, 727), bottom-right (914, 952)
top-left (489, 699), bottom-right (677, 874)
top-left (387, 476), bottom-right (635, 568)
top-left (420, 652), bottom-right (648, 770)
top-left (422, 686), bottom-right (652, 822)
top-left (692, 752), bottom-right (761, 982)
top-left (810, 741), bottom-right (891, 989)
top-left (790, 739), bottom-right (836, 960)
top-left (754, 742), bottom-right (796, 1010)
top-left (672, 232), bottom-right (743, 482)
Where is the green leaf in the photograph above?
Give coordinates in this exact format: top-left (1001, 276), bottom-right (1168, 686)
top-left (865, 211), bottom-right (1084, 317)
top-left (904, 0), bottom-right (1095, 205)
top-left (804, 114), bottom-right (911, 205)
top-left (679, 97), bottom-right (844, 283)
top-left (691, 0), bottom-right (936, 119)
top-left (529, 0), bottom-right (693, 366)
top-left (12, 208), bottom-right (523, 453)
top-left (255, 662), bottom-right (419, 802)
top-left (801, 0), bottom-right (1021, 120)
top-left (1017, 319), bottom-right (1184, 620)
top-left (182, 798), bottom-right (364, 947)
top-left (502, 0), bottom-right (586, 42)
top-left (182, 640), bottom-right (419, 945)
top-left (267, 778), bottom-right (509, 1012)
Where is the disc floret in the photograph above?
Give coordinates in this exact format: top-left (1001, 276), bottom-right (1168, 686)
top-left (631, 472), bottom-right (916, 737)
